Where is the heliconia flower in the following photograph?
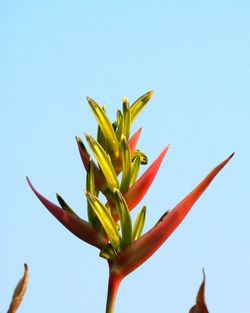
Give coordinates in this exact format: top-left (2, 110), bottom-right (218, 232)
top-left (27, 91), bottom-right (233, 313)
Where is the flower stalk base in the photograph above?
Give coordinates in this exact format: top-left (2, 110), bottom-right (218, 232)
top-left (106, 269), bottom-right (122, 313)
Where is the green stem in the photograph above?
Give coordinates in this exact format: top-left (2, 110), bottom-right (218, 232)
top-left (105, 267), bottom-right (122, 313)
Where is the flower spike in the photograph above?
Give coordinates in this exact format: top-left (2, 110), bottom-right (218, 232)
top-left (111, 153), bottom-right (234, 277)
top-left (27, 177), bottom-right (107, 249)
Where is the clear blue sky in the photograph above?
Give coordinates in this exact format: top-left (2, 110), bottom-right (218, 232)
top-left (1, 1), bottom-right (249, 312)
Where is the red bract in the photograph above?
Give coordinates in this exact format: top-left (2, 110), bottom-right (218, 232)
top-left (127, 128), bottom-right (142, 155)
top-left (76, 137), bottom-right (107, 191)
top-left (26, 177), bottom-right (107, 249)
top-left (111, 153), bottom-right (234, 277)
top-left (124, 145), bottom-right (170, 210)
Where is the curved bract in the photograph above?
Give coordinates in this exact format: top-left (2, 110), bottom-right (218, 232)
top-left (27, 177), bottom-right (107, 249)
top-left (111, 153), bottom-right (234, 277)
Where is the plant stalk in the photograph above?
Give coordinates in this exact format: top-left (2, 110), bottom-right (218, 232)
top-left (105, 265), bottom-right (122, 313)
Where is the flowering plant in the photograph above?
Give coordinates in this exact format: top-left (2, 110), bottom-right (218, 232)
top-left (27, 91), bottom-right (233, 312)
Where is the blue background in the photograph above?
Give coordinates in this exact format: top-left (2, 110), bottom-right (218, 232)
top-left (1, 1), bottom-right (249, 312)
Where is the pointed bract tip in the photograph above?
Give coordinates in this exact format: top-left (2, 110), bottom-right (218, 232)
top-left (221, 152), bottom-right (235, 167)
top-left (84, 132), bottom-right (90, 139)
top-left (162, 144), bottom-right (170, 155)
top-left (202, 268), bottom-right (206, 278)
top-left (147, 90), bottom-right (154, 98)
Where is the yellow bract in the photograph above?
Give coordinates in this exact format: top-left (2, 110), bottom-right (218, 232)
top-left (114, 189), bottom-right (133, 248)
top-left (85, 134), bottom-right (119, 191)
top-left (85, 192), bottom-right (121, 251)
top-left (122, 96), bottom-right (131, 140)
top-left (120, 136), bottom-right (131, 193)
top-left (130, 91), bottom-right (154, 124)
top-left (87, 97), bottom-right (119, 158)
top-left (132, 206), bottom-right (146, 241)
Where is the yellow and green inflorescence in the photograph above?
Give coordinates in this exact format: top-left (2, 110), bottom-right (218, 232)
top-left (83, 92), bottom-right (154, 259)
